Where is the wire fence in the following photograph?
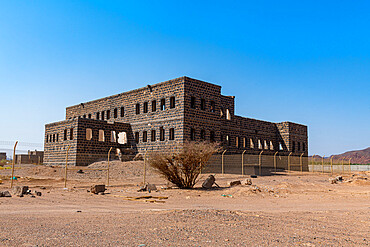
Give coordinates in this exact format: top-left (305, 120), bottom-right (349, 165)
top-left (204, 152), bottom-right (368, 175)
top-left (2, 141), bottom-right (369, 190)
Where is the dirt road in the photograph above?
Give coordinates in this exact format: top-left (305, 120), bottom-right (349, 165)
top-left (0, 162), bottom-right (369, 246)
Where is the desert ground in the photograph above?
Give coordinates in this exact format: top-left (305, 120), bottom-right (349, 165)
top-left (0, 161), bottom-right (369, 247)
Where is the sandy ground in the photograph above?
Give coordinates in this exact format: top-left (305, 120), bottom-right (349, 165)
top-left (0, 161), bottom-right (369, 246)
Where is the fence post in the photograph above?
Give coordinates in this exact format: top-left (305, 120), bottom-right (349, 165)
top-left (143, 150), bottom-right (148, 185)
top-left (221, 150), bottom-right (227, 175)
top-left (274, 151), bottom-right (278, 173)
top-left (321, 155), bottom-right (325, 174)
top-left (349, 158), bottom-right (352, 173)
top-left (288, 152), bottom-right (292, 173)
top-left (311, 154), bottom-right (316, 173)
top-left (259, 150), bottom-right (264, 176)
top-left (107, 147), bottom-right (112, 187)
top-left (341, 157), bottom-right (345, 174)
top-left (330, 156), bottom-right (333, 175)
top-left (10, 141), bottom-right (18, 189)
top-left (64, 145), bottom-right (71, 188)
top-left (241, 150), bottom-right (246, 175)
top-left (300, 153), bottom-right (304, 174)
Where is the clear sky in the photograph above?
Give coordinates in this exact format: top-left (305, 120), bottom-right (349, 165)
top-left (0, 0), bottom-right (369, 156)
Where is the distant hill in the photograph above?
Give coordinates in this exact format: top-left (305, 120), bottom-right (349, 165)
top-left (312, 147), bottom-right (370, 164)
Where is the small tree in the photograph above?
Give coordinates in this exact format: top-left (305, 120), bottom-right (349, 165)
top-left (148, 141), bottom-right (220, 189)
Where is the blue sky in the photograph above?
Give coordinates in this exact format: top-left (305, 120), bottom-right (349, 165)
top-left (0, 0), bottom-right (369, 156)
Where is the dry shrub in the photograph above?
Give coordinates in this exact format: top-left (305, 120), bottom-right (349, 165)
top-left (0, 160), bottom-right (7, 167)
top-left (148, 141), bottom-right (221, 189)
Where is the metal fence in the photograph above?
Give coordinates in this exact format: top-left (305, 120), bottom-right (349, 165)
top-left (204, 152), bottom-right (363, 175)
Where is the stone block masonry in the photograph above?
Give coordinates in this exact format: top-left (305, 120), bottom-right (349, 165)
top-left (44, 76), bottom-right (308, 166)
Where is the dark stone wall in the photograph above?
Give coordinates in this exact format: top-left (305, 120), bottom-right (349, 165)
top-left (65, 77), bottom-right (186, 153)
top-left (45, 118), bottom-right (132, 166)
top-left (44, 76), bottom-right (308, 166)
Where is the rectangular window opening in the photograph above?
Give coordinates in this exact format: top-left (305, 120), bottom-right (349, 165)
top-left (135, 132), bottom-right (139, 143)
top-left (200, 129), bottom-right (205, 140)
top-left (143, 131), bottom-right (147, 142)
top-left (200, 99), bottom-right (206, 110)
top-left (160, 98), bottom-right (165, 110)
top-left (86, 128), bottom-right (92, 141)
top-left (98, 130), bottom-right (104, 142)
top-left (152, 100), bottom-right (157, 112)
top-left (170, 97), bottom-right (175, 109)
top-left (169, 128), bottom-right (175, 140)
top-left (210, 101), bottom-right (215, 112)
top-left (191, 97), bottom-right (196, 109)
top-left (190, 128), bottom-right (195, 141)
top-left (143, 102), bottom-right (148, 113)
top-left (136, 103), bottom-right (140, 114)
top-left (151, 129), bottom-right (156, 142)
top-left (120, 107), bottom-right (124, 117)
top-left (70, 128), bottom-right (74, 140)
top-left (160, 127), bottom-right (165, 141)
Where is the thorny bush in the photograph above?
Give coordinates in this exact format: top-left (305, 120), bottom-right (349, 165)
top-left (148, 141), bottom-right (221, 189)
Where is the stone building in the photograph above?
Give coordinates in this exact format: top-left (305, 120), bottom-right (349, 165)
top-left (16, 150), bottom-right (44, 164)
top-left (0, 152), bottom-right (6, 161)
top-left (44, 76), bottom-right (308, 166)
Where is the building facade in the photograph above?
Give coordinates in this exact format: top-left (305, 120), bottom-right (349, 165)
top-left (44, 76), bottom-right (308, 166)
top-left (16, 150), bottom-right (44, 164)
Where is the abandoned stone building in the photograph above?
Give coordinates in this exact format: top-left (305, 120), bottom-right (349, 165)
top-left (44, 76), bottom-right (308, 166)
top-left (16, 150), bottom-right (44, 164)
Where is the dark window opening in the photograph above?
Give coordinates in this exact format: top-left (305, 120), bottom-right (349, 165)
top-left (160, 98), bottom-right (165, 110)
top-left (302, 143), bottom-right (306, 152)
top-left (151, 130), bottom-right (156, 142)
top-left (143, 102), bottom-right (148, 113)
top-left (169, 128), bottom-right (175, 140)
top-left (143, 131), bottom-right (147, 142)
top-left (190, 128), bottom-right (195, 141)
top-left (56, 134), bottom-right (59, 142)
top-left (200, 129), bottom-right (205, 139)
top-left (101, 111), bottom-right (105, 120)
top-left (107, 110), bottom-right (110, 120)
top-left (120, 107), bottom-right (124, 117)
top-left (53, 134), bottom-right (55, 142)
top-left (64, 129), bottom-right (67, 141)
top-left (210, 101), bottom-right (215, 112)
top-left (46, 135), bottom-right (48, 143)
top-left (70, 128), bottom-right (74, 140)
top-left (200, 99), bottom-right (206, 110)
top-left (96, 112), bottom-right (100, 120)
top-left (152, 100), bottom-right (156, 112)
top-left (135, 132), bottom-right (139, 143)
top-left (210, 131), bottom-right (215, 142)
top-left (226, 135), bottom-right (230, 146)
top-left (237, 137), bottom-right (241, 148)
top-left (114, 108), bottom-right (118, 118)
top-left (88, 114), bottom-right (91, 119)
top-left (292, 141), bottom-right (296, 152)
top-left (83, 115), bottom-right (86, 118)
top-left (136, 103), bottom-right (140, 114)
top-left (191, 97), bottom-right (196, 109)
top-left (220, 134), bottom-right (223, 143)
top-left (160, 127), bottom-right (165, 141)
top-left (298, 142), bottom-right (301, 151)
top-left (170, 97), bottom-right (175, 108)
